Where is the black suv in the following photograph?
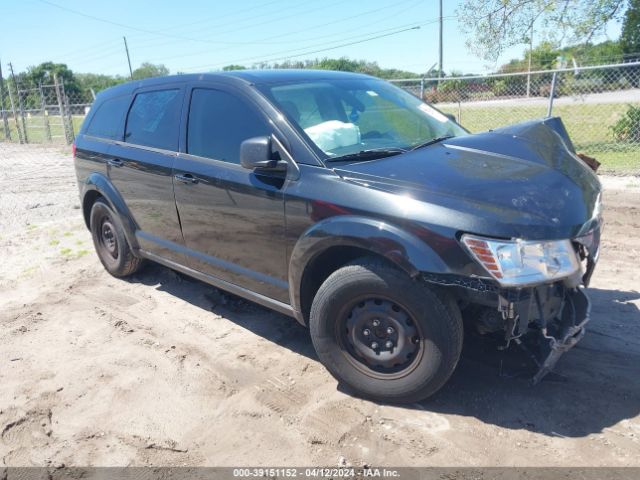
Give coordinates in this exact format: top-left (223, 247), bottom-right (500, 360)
top-left (74, 70), bottom-right (602, 403)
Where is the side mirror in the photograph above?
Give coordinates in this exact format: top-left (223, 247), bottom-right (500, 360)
top-left (240, 136), bottom-right (286, 172)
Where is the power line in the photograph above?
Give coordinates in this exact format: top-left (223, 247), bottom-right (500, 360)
top-left (251, 0), bottom-right (423, 45)
top-left (35, 0), bottom-right (317, 47)
top-left (69, 16), bottom-right (453, 74)
top-left (119, 0), bottom-right (340, 52)
top-left (181, 23), bottom-right (431, 72)
top-left (130, 0), bottom-right (420, 53)
top-left (62, 14), bottom-right (453, 74)
top-left (42, 0), bottom-right (291, 61)
top-left (141, 9), bottom-right (443, 67)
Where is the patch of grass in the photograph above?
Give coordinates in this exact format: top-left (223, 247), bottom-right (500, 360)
top-left (62, 231), bottom-right (72, 237)
top-left (19, 265), bottom-right (39, 279)
top-left (0, 115), bottom-right (84, 144)
top-left (49, 239), bottom-right (60, 246)
top-left (59, 246), bottom-right (89, 259)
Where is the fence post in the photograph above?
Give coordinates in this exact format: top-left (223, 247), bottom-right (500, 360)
top-left (53, 74), bottom-right (71, 144)
top-left (17, 90), bottom-right (29, 144)
top-left (9, 63), bottom-right (28, 143)
top-left (6, 76), bottom-right (23, 144)
top-left (547, 71), bottom-right (558, 117)
top-left (60, 78), bottom-right (75, 143)
top-left (39, 84), bottom-right (52, 142)
top-left (0, 60), bottom-right (11, 140)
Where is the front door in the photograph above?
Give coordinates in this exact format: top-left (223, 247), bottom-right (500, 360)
top-left (108, 86), bottom-right (185, 263)
top-left (173, 86), bottom-right (289, 302)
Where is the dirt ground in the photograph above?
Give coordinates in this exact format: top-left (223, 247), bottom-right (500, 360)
top-left (0, 144), bottom-right (639, 467)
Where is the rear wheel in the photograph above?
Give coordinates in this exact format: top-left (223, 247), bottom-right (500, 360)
top-left (89, 199), bottom-right (143, 277)
top-left (310, 258), bottom-right (463, 403)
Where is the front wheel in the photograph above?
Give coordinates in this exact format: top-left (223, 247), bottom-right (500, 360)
top-left (309, 258), bottom-right (463, 403)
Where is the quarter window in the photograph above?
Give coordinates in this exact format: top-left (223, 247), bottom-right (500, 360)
top-left (187, 89), bottom-right (270, 164)
top-left (125, 89), bottom-right (181, 151)
top-left (85, 95), bottom-right (130, 140)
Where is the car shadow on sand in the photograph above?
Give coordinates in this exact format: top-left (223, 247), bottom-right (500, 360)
top-left (128, 265), bottom-right (640, 438)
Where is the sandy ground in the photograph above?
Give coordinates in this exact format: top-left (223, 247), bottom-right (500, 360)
top-left (0, 144), bottom-right (639, 467)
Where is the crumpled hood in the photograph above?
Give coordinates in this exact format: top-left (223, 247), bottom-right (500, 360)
top-left (335, 117), bottom-right (602, 240)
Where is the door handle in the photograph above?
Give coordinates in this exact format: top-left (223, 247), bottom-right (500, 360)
top-left (107, 158), bottom-right (123, 168)
top-left (174, 173), bottom-right (199, 184)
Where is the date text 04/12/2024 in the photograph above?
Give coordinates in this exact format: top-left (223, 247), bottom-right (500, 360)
top-left (232, 468), bottom-right (400, 478)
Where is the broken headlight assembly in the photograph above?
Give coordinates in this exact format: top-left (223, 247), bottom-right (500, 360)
top-left (461, 234), bottom-right (581, 287)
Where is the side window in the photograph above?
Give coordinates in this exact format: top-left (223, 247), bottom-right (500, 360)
top-left (187, 89), bottom-right (270, 164)
top-left (85, 95), bottom-right (130, 140)
top-left (125, 89), bottom-right (181, 151)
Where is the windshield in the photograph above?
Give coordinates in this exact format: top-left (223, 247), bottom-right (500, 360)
top-left (258, 77), bottom-right (467, 160)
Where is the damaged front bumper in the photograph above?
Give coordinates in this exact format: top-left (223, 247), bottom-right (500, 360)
top-left (528, 287), bottom-right (590, 384)
top-left (423, 272), bottom-right (592, 383)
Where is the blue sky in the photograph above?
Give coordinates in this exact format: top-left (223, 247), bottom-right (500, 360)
top-left (0, 0), bottom-right (624, 76)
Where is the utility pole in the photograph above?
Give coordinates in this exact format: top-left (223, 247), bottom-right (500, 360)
top-left (438, 0), bottom-right (443, 82)
top-left (123, 36), bottom-right (133, 80)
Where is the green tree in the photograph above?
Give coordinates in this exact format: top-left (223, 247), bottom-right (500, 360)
top-left (132, 62), bottom-right (169, 80)
top-left (222, 64), bottom-right (247, 71)
top-left (562, 39), bottom-right (623, 64)
top-left (22, 62), bottom-right (80, 93)
top-left (457, 0), bottom-right (627, 61)
top-left (620, 0), bottom-right (640, 58)
top-left (76, 73), bottom-right (125, 94)
top-left (264, 57), bottom-right (420, 79)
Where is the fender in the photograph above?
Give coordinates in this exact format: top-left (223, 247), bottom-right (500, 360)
top-left (288, 215), bottom-right (452, 317)
top-left (80, 172), bottom-right (140, 251)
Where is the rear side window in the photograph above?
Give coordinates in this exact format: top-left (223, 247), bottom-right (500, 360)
top-left (125, 89), bottom-right (182, 151)
top-left (85, 95), bottom-right (130, 140)
top-left (187, 89), bottom-right (270, 164)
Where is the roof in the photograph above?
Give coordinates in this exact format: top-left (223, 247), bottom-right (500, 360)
top-left (221, 69), bottom-right (374, 84)
top-left (96, 69), bottom-right (375, 99)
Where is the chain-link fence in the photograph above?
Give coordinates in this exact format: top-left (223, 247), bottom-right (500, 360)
top-left (391, 61), bottom-right (640, 174)
top-left (2, 62), bottom-right (639, 173)
top-left (0, 76), bottom-right (93, 146)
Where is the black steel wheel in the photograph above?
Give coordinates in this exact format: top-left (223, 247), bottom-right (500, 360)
top-left (89, 198), bottom-right (143, 277)
top-left (310, 257), bottom-right (463, 403)
top-left (97, 214), bottom-right (119, 261)
top-left (339, 297), bottom-right (423, 379)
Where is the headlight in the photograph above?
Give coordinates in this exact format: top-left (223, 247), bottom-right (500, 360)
top-left (461, 234), bottom-right (581, 286)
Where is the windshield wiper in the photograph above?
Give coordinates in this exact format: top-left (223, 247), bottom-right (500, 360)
top-left (410, 135), bottom-right (454, 151)
top-left (325, 147), bottom-right (407, 163)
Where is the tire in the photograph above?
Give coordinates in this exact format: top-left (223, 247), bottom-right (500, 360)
top-left (89, 198), bottom-right (143, 277)
top-left (310, 258), bottom-right (463, 403)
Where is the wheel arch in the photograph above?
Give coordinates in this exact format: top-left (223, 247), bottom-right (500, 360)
top-left (289, 215), bottom-right (450, 325)
top-left (80, 172), bottom-right (139, 251)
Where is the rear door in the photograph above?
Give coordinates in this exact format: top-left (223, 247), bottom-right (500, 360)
top-left (108, 85), bottom-right (186, 263)
top-left (172, 85), bottom-right (289, 302)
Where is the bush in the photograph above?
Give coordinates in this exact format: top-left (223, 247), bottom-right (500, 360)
top-left (424, 89), bottom-right (463, 103)
top-left (610, 104), bottom-right (640, 142)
